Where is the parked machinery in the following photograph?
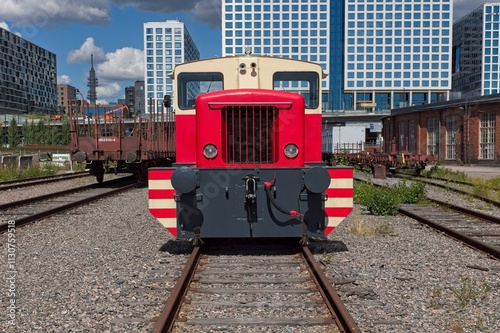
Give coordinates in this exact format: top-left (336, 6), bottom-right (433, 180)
top-left (69, 103), bottom-right (174, 182)
top-left (148, 55), bottom-right (353, 243)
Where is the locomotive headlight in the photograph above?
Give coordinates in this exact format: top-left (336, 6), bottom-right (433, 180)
top-left (284, 143), bottom-right (299, 159)
top-left (203, 144), bottom-right (218, 159)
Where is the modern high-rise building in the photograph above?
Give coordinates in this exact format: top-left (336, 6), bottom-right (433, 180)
top-left (344, 0), bottom-right (453, 112)
top-left (222, 0), bottom-right (331, 108)
top-left (221, 0), bottom-right (452, 114)
top-left (143, 20), bottom-right (200, 112)
top-left (452, 2), bottom-right (500, 98)
top-left (0, 27), bottom-right (57, 115)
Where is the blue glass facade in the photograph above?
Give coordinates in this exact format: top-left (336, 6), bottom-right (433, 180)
top-left (345, 0), bottom-right (452, 110)
top-left (328, 0), bottom-right (344, 111)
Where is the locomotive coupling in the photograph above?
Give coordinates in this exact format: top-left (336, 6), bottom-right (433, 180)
top-left (171, 166), bottom-right (198, 194)
top-left (244, 174), bottom-right (259, 206)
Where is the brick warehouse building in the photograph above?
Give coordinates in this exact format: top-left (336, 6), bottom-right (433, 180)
top-left (382, 94), bottom-right (500, 165)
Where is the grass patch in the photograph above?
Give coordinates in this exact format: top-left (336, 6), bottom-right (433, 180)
top-left (422, 163), bottom-right (470, 182)
top-left (354, 180), bottom-right (427, 216)
top-left (349, 219), bottom-right (394, 236)
top-left (0, 164), bottom-right (66, 181)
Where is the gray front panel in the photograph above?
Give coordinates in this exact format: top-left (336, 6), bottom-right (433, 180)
top-left (176, 168), bottom-right (326, 238)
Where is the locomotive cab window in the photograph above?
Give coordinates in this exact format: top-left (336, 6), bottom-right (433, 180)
top-left (177, 72), bottom-right (223, 109)
top-left (273, 72), bottom-right (320, 109)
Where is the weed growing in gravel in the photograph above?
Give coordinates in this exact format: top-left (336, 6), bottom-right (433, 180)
top-left (450, 276), bottom-right (491, 308)
top-left (354, 182), bottom-right (400, 215)
top-left (0, 164), bottom-right (62, 181)
top-left (321, 251), bottom-right (333, 265)
top-left (354, 180), bottom-right (426, 215)
top-left (392, 179), bottom-right (427, 204)
top-left (428, 287), bottom-right (444, 309)
top-left (447, 322), bottom-right (465, 333)
top-left (349, 219), bottom-right (393, 236)
top-left (422, 164), bottom-right (469, 182)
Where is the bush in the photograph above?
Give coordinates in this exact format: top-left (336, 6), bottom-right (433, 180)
top-left (393, 180), bottom-right (427, 204)
top-left (354, 180), bottom-right (427, 216)
top-left (0, 164), bottom-right (60, 181)
top-left (354, 182), bottom-right (400, 216)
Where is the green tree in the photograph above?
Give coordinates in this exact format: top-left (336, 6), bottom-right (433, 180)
top-left (7, 118), bottom-right (21, 148)
top-left (60, 119), bottom-right (70, 145)
top-left (22, 120), bottom-right (34, 145)
top-left (36, 120), bottom-right (47, 144)
top-left (47, 126), bottom-right (59, 145)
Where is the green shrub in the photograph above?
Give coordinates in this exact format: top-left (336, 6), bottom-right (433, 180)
top-left (354, 180), bottom-right (427, 216)
top-left (0, 164), bottom-right (60, 181)
top-left (354, 182), bottom-right (400, 216)
top-left (392, 180), bottom-right (427, 204)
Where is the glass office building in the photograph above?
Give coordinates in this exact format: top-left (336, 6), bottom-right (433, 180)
top-left (344, 0), bottom-right (452, 111)
top-left (0, 27), bottom-right (57, 115)
top-left (222, 0), bottom-right (331, 108)
top-left (143, 20), bottom-right (200, 112)
top-left (452, 3), bottom-right (500, 97)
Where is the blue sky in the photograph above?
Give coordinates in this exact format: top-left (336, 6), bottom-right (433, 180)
top-left (0, 0), bottom-right (489, 103)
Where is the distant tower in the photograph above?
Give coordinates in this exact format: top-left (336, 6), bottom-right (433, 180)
top-left (87, 54), bottom-right (98, 104)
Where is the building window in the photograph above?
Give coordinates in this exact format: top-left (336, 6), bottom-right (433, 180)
top-left (427, 118), bottom-right (438, 155)
top-left (480, 113), bottom-right (496, 159)
top-left (446, 115), bottom-right (458, 160)
top-left (398, 122), bottom-right (405, 151)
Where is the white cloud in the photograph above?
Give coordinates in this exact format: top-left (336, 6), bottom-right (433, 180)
top-left (67, 37), bottom-right (106, 65)
top-left (0, 0), bottom-right (110, 29)
top-left (96, 47), bottom-right (144, 81)
top-left (57, 75), bottom-right (72, 85)
top-left (96, 82), bottom-right (122, 99)
top-left (0, 21), bottom-right (10, 31)
top-left (0, 21), bottom-right (23, 37)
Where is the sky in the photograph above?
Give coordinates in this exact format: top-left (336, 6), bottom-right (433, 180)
top-left (0, 0), bottom-right (493, 104)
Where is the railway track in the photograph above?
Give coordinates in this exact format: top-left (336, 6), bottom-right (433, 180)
top-left (0, 171), bottom-right (91, 191)
top-left (0, 176), bottom-right (140, 232)
top-left (395, 173), bottom-right (500, 208)
top-left (355, 174), bottom-right (500, 259)
top-left (148, 240), bottom-right (359, 333)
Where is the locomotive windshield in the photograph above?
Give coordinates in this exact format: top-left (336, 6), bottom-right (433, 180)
top-left (177, 72), bottom-right (223, 109)
top-left (273, 72), bottom-right (320, 109)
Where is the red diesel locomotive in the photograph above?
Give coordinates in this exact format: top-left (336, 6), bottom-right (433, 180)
top-left (148, 55), bottom-right (353, 243)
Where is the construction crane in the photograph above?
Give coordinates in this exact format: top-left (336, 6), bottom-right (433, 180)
top-left (103, 105), bottom-right (128, 121)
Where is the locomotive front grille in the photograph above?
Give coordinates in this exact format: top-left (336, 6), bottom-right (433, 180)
top-left (222, 105), bottom-right (278, 164)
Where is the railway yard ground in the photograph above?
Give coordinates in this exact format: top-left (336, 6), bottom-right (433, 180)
top-left (0, 170), bottom-right (499, 332)
top-left (436, 164), bottom-right (500, 179)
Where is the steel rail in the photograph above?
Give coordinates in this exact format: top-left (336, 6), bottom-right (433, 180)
top-left (152, 245), bottom-right (202, 333)
top-left (399, 206), bottom-right (500, 259)
top-left (301, 245), bottom-right (360, 333)
top-left (354, 176), bottom-right (500, 259)
top-left (0, 178), bottom-right (139, 232)
top-left (0, 176), bottom-right (135, 210)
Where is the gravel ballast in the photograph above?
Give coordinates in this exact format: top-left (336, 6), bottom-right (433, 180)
top-left (1, 178), bottom-right (499, 332)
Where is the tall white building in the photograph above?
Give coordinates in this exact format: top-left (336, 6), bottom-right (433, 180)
top-left (344, 0), bottom-right (453, 111)
top-left (221, 0), bottom-right (330, 100)
top-left (452, 2), bottom-right (500, 98)
top-left (143, 20), bottom-right (200, 112)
